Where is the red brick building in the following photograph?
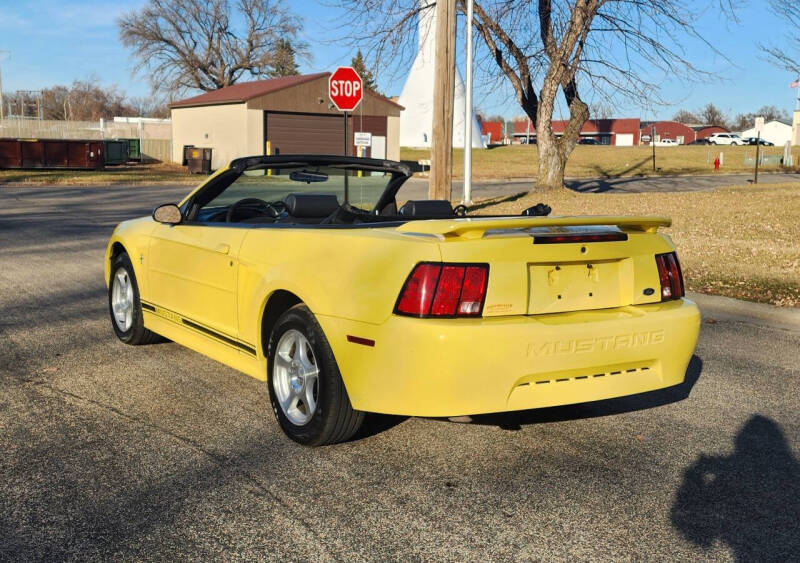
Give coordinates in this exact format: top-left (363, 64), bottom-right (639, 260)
top-left (512, 118), bottom-right (641, 145)
top-left (640, 121), bottom-right (695, 145)
top-left (480, 121), bottom-right (504, 144)
top-left (694, 125), bottom-right (728, 140)
top-left (640, 121), bottom-right (729, 144)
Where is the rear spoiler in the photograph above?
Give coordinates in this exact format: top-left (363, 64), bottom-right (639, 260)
top-left (396, 215), bottom-right (671, 240)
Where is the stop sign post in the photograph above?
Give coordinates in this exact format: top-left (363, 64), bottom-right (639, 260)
top-left (329, 67), bottom-right (363, 202)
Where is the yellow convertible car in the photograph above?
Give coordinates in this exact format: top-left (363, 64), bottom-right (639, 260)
top-left (106, 155), bottom-right (700, 445)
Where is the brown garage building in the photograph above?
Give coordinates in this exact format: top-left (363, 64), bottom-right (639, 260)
top-left (170, 73), bottom-right (403, 170)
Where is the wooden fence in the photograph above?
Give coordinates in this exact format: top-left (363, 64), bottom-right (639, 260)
top-left (141, 139), bottom-right (172, 162)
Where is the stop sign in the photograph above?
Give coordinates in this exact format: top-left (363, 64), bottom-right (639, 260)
top-left (329, 67), bottom-right (363, 112)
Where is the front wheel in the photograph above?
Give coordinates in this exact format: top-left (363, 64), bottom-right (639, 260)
top-left (267, 304), bottom-right (364, 446)
top-left (108, 251), bottom-right (161, 345)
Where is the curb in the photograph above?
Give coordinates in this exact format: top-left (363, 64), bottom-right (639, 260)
top-left (688, 291), bottom-right (800, 332)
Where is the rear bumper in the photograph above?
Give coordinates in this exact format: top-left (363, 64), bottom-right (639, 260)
top-left (317, 298), bottom-right (700, 417)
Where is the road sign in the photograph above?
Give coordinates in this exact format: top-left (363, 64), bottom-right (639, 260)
top-left (329, 67), bottom-right (363, 112)
top-left (354, 132), bottom-right (372, 147)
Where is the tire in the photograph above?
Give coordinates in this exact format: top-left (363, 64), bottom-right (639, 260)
top-left (108, 251), bottom-right (161, 345)
top-left (267, 304), bottom-right (364, 446)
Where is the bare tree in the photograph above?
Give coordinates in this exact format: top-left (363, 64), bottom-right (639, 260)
top-left (760, 1), bottom-right (800, 75)
top-left (334, 0), bottom-right (733, 190)
top-left (118, 0), bottom-right (307, 95)
top-left (673, 109), bottom-right (701, 124)
top-left (37, 79), bottom-right (169, 120)
top-left (698, 103), bottom-right (729, 129)
top-left (127, 95), bottom-right (172, 118)
top-left (732, 105), bottom-right (791, 131)
top-left (590, 102), bottom-right (615, 120)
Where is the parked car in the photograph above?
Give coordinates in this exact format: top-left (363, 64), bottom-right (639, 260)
top-left (742, 137), bottom-right (774, 146)
top-left (578, 138), bottom-right (599, 145)
top-left (655, 139), bottom-right (679, 146)
top-left (687, 138), bottom-right (711, 145)
top-left (707, 133), bottom-right (746, 145)
top-left (106, 154), bottom-right (700, 445)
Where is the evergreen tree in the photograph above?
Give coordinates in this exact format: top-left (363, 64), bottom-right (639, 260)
top-left (350, 50), bottom-right (378, 93)
top-left (271, 39), bottom-right (299, 77)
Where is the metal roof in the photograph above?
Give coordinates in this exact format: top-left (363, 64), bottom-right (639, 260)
top-left (170, 72), bottom-right (403, 109)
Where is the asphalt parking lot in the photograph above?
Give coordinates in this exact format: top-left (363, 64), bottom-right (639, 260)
top-left (1, 185), bottom-right (799, 560)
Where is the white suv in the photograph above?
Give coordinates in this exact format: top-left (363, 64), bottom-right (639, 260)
top-left (707, 133), bottom-right (745, 145)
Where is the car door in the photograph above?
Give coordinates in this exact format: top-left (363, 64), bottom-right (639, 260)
top-left (147, 222), bottom-right (248, 340)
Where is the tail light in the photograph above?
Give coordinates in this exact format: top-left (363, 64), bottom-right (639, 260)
top-left (395, 263), bottom-right (489, 317)
top-left (655, 252), bottom-right (684, 300)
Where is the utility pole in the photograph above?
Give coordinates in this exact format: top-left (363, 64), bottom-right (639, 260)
top-left (429, 0), bottom-right (456, 200)
top-left (754, 130), bottom-right (760, 184)
top-left (651, 125), bottom-right (656, 171)
top-left (462, 0), bottom-right (474, 205)
top-left (0, 51), bottom-right (9, 120)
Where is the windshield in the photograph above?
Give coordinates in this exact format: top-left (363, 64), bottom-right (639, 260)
top-left (203, 165), bottom-right (393, 213)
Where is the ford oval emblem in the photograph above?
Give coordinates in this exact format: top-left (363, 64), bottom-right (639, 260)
top-left (643, 288), bottom-right (655, 296)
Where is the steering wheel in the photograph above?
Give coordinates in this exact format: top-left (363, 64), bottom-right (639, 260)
top-left (453, 204), bottom-right (469, 217)
top-left (226, 198), bottom-right (280, 223)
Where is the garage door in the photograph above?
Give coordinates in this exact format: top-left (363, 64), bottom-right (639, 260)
top-left (265, 112), bottom-right (389, 157)
top-left (266, 112), bottom-right (344, 155)
top-left (615, 133), bottom-right (634, 146)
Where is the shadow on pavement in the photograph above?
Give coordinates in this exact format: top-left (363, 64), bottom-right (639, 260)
top-left (352, 413), bottom-right (409, 441)
top-left (467, 192), bottom-right (528, 212)
top-left (671, 415), bottom-right (800, 561)
top-left (566, 175), bottom-right (648, 193)
top-left (468, 354), bottom-right (703, 430)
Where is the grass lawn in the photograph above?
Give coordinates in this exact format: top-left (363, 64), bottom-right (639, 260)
top-left (3, 145), bottom-right (797, 185)
top-left (0, 162), bottom-right (199, 186)
top-left (472, 182), bottom-right (800, 307)
top-left (401, 144), bottom-right (800, 180)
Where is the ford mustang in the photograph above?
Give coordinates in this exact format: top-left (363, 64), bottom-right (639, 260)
top-left (105, 155), bottom-right (700, 445)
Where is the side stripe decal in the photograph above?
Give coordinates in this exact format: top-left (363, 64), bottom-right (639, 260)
top-left (141, 300), bottom-right (257, 356)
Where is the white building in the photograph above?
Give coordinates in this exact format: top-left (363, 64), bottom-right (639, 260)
top-left (741, 119), bottom-right (793, 146)
top-left (397, 2), bottom-right (486, 149)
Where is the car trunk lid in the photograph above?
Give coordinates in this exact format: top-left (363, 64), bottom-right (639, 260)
top-left (397, 216), bottom-right (672, 316)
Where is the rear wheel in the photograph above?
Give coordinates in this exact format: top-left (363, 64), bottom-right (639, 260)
top-left (267, 304), bottom-right (364, 446)
top-left (108, 251), bottom-right (161, 345)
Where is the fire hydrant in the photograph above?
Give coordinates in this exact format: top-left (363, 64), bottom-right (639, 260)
top-left (713, 156), bottom-right (720, 172)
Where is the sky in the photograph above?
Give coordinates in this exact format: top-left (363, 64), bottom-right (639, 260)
top-left (0, 0), bottom-right (797, 121)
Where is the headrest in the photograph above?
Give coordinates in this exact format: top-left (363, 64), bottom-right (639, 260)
top-left (398, 200), bottom-right (454, 218)
top-left (285, 193), bottom-right (340, 218)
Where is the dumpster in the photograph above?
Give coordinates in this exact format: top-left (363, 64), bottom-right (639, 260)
top-left (0, 138), bottom-right (104, 170)
top-left (120, 138), bottom-right (141, 162)
top-left (181, 144), bottom-right (194, 165)
top-left (184, 146), bottom-right (212, 174)
top-left (103, 140), bottom-right (129, 166)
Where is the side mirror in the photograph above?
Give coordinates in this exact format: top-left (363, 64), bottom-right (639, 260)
top-left (153, 203), bottom-right (182, 225)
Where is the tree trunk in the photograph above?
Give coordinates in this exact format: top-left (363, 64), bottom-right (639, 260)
top-left (536, 133), bottom-right (567, 191)
top-left (534, 77), bottom-right (567, 191)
